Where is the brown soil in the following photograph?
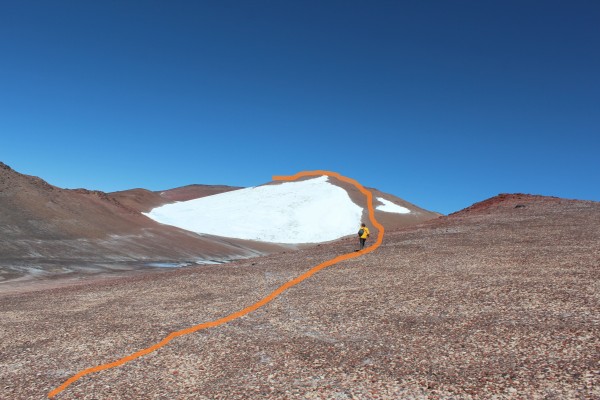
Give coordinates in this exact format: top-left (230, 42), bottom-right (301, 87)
top-left (0, 163), bottom-right (289, 285)
top-left (1, 194), bottom-right (598, 399)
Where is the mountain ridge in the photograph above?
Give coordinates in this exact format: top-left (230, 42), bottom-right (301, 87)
top-left (0, 163), bottom-right (439, 285)
top-left (0, 162), bottom-right (289, 286)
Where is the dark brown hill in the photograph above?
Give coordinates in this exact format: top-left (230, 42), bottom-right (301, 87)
top-left (449, 193), bottom-right (562, 216)
top-left (0, 162), bottom-right (285, 285)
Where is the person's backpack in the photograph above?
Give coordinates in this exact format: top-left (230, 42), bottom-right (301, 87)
top-left (358, 228), bottom-right (364, 237)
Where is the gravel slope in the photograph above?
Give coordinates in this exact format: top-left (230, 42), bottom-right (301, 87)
top-left (1, 195), bottom-right (598, 399)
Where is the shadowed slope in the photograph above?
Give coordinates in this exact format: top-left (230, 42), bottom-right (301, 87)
top-left (0, 163), bottom-right (284, 284)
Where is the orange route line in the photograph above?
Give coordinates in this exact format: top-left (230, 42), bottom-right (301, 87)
top-left (48, 170), bottom-right (385, 399)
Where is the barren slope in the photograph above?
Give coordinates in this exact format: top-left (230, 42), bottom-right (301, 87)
top-left (0, 163), bottom-right (285, 284)
top-left (1, 194), bottom-right (598, 399)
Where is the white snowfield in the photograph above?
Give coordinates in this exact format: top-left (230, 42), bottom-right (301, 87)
top-left (144, 176), bottom-right (364, 244)
top-left (376, 197), bottom-right (411, 214)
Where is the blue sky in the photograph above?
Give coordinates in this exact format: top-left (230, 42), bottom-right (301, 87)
top-left (1, 1), bottom-right (599, 214)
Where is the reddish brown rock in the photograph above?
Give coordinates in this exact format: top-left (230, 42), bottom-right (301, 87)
top-left (1, 193), bottom-right (597, 399)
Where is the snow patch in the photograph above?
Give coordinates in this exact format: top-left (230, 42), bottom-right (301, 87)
top-left (376, 197), bottom-right (411, 214)
top-left (145, 176), bottom-right (363, 244)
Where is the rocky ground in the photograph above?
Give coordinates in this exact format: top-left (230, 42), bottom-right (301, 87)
top-left (1, 195), bottom-right (598, 399)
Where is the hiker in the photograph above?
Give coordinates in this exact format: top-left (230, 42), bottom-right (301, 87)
top-left (357, 223), bottom-right (370, 250)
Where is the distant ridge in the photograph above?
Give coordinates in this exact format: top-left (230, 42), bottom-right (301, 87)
top-left (0, 162), bottom-right (440, 285)
top-left (110, 184), bottom-right (242, 213)
top-left (0, 162), bottom-right (284, 285)
top-left (144, 175), bottom-right (442, 243)
top-left (450, 193), bottom-right (569, 216)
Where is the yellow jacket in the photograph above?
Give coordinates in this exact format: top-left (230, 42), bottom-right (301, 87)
top-left (359, 226), bottom-right (370, 239)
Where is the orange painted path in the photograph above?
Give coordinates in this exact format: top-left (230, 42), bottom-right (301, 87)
top-left (48, 170), bottom-right (385, 398)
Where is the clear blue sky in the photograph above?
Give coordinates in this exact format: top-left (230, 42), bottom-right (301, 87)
top-left (1, 1), bottom-right (599, 214)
